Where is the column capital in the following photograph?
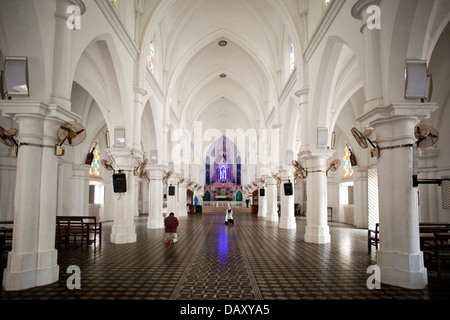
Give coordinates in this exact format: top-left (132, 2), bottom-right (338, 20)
top-left (299, 148), bottom-right (335, 161)
top-left (356, 102), bottom-right (438, 129)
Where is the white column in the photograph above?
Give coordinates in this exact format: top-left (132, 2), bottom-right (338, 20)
top-left (71, 164), bottom-right (90, 216)
top-left (2, 113), bottom-right (45, 291)
top-left (36, 118), bottom-right (65, 287)
top-left (353, 166), bottom-right (369, 229)
top-left (300, 149), bottom-right (335, 244)
top-left (167, 173), bottom-right (179, 216)
top-left (357, 102), bottom-right (438, 289)
top-left (351, 0), bottom-right (384, 112)
top-left (109, 148), bottom-right (137, 244)
top-left (0, 157), bottom-right (16, 221)
top-left (177, 181), bottom-right (188, 218)
top-left (257, 182), bottom-right (267, 219)
top-left (279, 168), bottom-right (296, 229)
top-left (265, 176), bottom-right (279, 222)
top-left (147, 164), bottom-right (165, 229)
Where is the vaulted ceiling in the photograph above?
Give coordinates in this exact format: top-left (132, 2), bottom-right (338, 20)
top-left (149, 0), bottom-right (293, 134)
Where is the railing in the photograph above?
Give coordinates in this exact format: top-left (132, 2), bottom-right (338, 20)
top-left (202, 201), bottom-right (244, 207)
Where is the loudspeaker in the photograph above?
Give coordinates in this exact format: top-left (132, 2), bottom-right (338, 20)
top-left (168, 185), bottom-right (175, 196)
top-left (405, 60), bottom-right (428, 99)
top-left (317, 127), bottom-right (328, 148)
top-left (4, 57), bottom-right (29, 97)
top-left (284, 183), bottom-right (293, 196)
top-left (259, 188), bottom-right (265, 197)
top-left (113, 173), bottom-right (127, 193)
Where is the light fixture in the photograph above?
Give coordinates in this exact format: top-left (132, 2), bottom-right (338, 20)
top-left (219, 73), bottom-right (227, 78)
top-left (218, 40), bottom-right (228, 47)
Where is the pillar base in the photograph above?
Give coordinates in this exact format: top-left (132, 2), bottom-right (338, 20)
top-left (377, 250), bottom-right (428, 289)
top-left (265, 212), bottom-right (279, 222)
top-left (304, 225), bottom-right (330, 244)
top-left (110, 225), bottom-right (137, 244)
top-left (147, 216), bottom-right (164, 229)
top-left (2, 250), bottom-right (59, 291)
top-left (279, 217), bottom-right (296, 229)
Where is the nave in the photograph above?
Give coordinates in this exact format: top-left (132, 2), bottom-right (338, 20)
top-left (1, 209), bottom-right (449, 301)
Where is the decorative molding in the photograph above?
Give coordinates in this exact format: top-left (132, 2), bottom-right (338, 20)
top-left (95, 0), bottom-right (139, 61)
top-left (304, 0), bottom-right (346, 62)
top-left (279, 68), bottom-right (297, 106)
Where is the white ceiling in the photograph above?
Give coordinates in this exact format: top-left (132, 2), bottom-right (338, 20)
top-left (150, 0), bottom-right (291, 134)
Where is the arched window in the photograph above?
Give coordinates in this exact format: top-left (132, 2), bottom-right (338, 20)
top-left (343, 143), bottom-right (353, 177)
top-left (290, 43), bottom-right (295, 73)
top-left (89, 141), bottom-right (101, 177)
top-left (148, 41), bottom-right (155, 73)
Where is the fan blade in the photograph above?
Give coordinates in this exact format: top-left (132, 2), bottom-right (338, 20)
top-left (61, 126), bottom-right (72, 132)
top-left (68, 137), bottom-right (72, 145)
top-left (76, 129), bottom-right (85, 135)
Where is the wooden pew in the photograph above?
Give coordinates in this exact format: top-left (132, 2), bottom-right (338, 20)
top-left (368, 223), bottom-right (379, 253)
top-left (56, 217), bottom-right (88, 247)
top-left (56, 216), bottom-right (102, 247)
top-left (0, 221), bottom-right (13, 266)
top-left (419, 222), bottom-right (450, 250)
top-left (423, 232), bottom-right (450, 279)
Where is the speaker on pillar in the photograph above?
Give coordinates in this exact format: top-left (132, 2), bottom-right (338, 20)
top-left (405, 60), bottom-right (429, 100)
top-left (284, 182), bottom-right (293, 196)
top-left (168, 185), bottom-right (175, 196)
top-left (4, 57), bottom-right (29, 98)
top-left (113, 173), bottom-right (127, 193)
top-left (259, 188), bottom-right (265, 197)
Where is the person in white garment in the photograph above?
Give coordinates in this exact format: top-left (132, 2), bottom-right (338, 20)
top-left (225, 205), bottom-right (234, 225)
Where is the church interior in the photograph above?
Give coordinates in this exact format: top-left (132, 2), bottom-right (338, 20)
top-left (0, 0), bottom-right (449, 306)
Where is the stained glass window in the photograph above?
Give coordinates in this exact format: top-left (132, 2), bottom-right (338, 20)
top-left (90, 141), bottom-right (100, 176)
top-left (325, 0), bottom-right (331, 7)
top-left (290, 43), bottom-right (295, 73)
top-left (111, 0), bottom-right (118, 6)
top-left (148, 41), bottom-right (155, 73)
top-left (343, 144), bottom-right (353, 177)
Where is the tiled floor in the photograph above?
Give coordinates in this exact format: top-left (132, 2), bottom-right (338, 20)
top-left (1, 210), bottom-right (449, 301)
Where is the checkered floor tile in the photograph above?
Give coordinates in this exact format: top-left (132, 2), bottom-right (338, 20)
top-left (1, 211), bottom-right (449, 300)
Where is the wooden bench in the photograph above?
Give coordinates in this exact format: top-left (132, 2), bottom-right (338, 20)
top-left (56, 217), bottom-right (88, 247)
top-left (56, 216), bottom-right (102, 247)
top-left (368, 223), bottom-right (379, 253)
top-left (419, 222), bottom-right (450, 251)
top-left (0, 221), bottom-right (13, 266)
top-left (423, 232), bottom-right (450, 279)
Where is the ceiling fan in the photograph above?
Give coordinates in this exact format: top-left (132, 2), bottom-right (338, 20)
top-left (272, 172), bottom-right (281, 187)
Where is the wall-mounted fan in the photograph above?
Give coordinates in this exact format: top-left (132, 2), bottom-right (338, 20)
top-left (351, 127), bottom-right (379, 158)
top-left (292, 160), bottom-right (307, 179)
top-left (134, 158), bottom-right (149, 176)
top-left (326, 159), bottom-right (341, 175)
top-left (101, 159), bottom-right (115, 173)
top-left (56, 121), bottom-right (86, 156)
top-left (272, 172), bottom-right (281, 187)
top-left (0, 126), bottom-right (19, 147)
top-left (162, 171), bottom-right (173, 185)
top-left (0, 126), bottom-right (19, 157)
top-left (414, 125), bottom-right (439, 148)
